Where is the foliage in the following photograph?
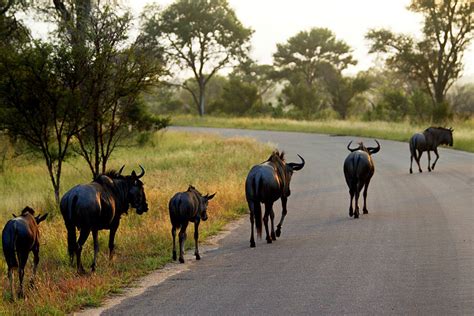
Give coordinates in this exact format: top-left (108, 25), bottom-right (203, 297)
top-left (0, 41), bottom-right (83, 203)
top-left (448, 83), bottom-right (474, 119)
top-left (366, 0), bottom-right (474, 122)
top-left (273, 27), bottom-right (358, 117)
top-left (51, 3), bottom-right (167, 177)
top-left (142, 0), bottom-right (253, 116)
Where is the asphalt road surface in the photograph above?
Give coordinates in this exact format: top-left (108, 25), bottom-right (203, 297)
top-left (102, 127), bottom-right (473, 315)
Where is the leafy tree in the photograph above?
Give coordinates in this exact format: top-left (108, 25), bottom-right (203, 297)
top-left (51, 3), bottom-right (167, 177)
top-left (448, 83), bottom-right (474, 118)
top-left (142, 0), bottom-right (253, 116)
top-left (318, 63), bottom-right (371, 118)
top-left (273, 27), bottom-right (356, 115)
top-left (0, 42), bottom-right (83, 203)
top-left (366, 0), bottom-right (474, 121)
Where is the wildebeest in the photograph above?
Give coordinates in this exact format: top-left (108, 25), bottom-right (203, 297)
top-left (245, 150), bottom-right (305, 247)
top-left (409, 127), bottom-right (453, 173)
top-left (2, 207), bottom-right (48, 300)
top-left (343, 140), bottom-right (380, 219)
top-left (169, 185), bottom-right (216, 263)
top-left (60, 165), bottom-right (148, 274)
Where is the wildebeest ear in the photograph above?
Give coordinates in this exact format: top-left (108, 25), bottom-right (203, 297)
top-left (36, 213), bottom-right (48, 224)
top-left (206, 193), bottom-right (216, 200)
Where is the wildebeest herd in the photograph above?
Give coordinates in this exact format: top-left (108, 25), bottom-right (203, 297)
top-left (1, 126), bottom-right (454, 300)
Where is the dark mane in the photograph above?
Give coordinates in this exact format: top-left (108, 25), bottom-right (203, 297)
top-left (187, 185), bottom-right (202, 195)
top-left (93, 169), bottom-right (125, 185)
top-left (21, 206), bottom-right (35, 216)
top-left (425, 126), bottom-right (452, 133)
top-left (267, 150), bottom-right (285, 164)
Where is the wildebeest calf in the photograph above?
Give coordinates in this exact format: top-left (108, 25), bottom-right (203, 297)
top-left (343, 140), bottom-right (380, 218)
top-left (2, 207), bottom-right (48, 300)
top-left (169, 185), bottom-right (216, 263)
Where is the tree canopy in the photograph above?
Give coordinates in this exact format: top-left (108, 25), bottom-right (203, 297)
top-left (142, 0), bottom-right (253, 116)
top-left (366, 0), bottom-right (474, 121)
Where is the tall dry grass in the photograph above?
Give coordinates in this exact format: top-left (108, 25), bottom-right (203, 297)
top-left (0, 130), bottom-right (270, 314)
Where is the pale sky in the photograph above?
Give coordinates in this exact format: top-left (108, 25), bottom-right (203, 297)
top-left (130, 0), bottom-right (474, 80)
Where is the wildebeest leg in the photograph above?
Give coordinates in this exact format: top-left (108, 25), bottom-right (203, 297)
top-left (76, 228), bottom-right (90, 275)
top-left (30, 244), bottom-right (39, 288)
top-left (264, 202), bottom-right (272, 243)
top-left (178, 222), bottom-right (188, 263)
top-left (354, 183), bottom-right (364, 219)
top-left (427, 151), bottom-right (432, 172)
top-left (91, 229), bottom-right (99, 272)
top-left (362, 182), bottom-right (370, 214)
top-left (172, 226), bottom-right (177, 260)
top-left (276, 197), bottom-right (287, 238)
top-left (108, 220), bottom-right (120, 261)
top-left (66, 225), bottom-right (77, 266)
top-left (8, 268), bottom-right (14, 301)
top-left (409, 153), bottom-right (414, 174)
top-left (18, 251), bottom-right (29, 298)
top-left (349, 188), bottom-right (354, 217)
top-left (194, 220), bottom-right (201, 260)
top-left (416, 150), bottom-right (423, 173)
top-left (248, 200), bottom-right (256, 247)
top-left (431, 148), bottom-right (439, 170)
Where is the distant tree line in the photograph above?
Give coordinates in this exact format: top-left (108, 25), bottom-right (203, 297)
top-left (143, 0), bottom-right (473, 122)
top-left (0, 0), bottom-right (472, 203)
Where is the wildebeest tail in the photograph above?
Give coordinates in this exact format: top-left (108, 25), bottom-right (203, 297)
top-left (253, 176), bottom-right (262, 238)
top-left (61, 194), bottom-right (78, 256)
top-left (2, 222), bottom-right (19, 269)
top-left (409, 136), bottom-right (417, 159)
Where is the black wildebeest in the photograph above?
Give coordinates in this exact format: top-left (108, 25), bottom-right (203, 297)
top-left (245, 150), bottom-right (305, 247)
top-left (60, 165), bottom-right (148, 274)
top-left (409, 127), bottom-right (453, 173)
top-left (344, 140), bottom-right (380, 219)
top-left (2, 206), bottom-right (48, 300)
top-left (169, 185), bottom-right (216, 263)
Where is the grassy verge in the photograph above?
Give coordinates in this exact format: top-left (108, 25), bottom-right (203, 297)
top-left (172, 115), bottom-right (474, 153)
top-left (0, 131), bottom-right (270, 314)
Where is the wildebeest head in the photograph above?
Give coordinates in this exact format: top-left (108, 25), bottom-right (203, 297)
top-left (347, 140), bottom-right (380, 155)
top-left (442, 127), bottom-right (454, 146)
top-left (187, 185), bottom-right (216, 221)
top-left (123, 165), bottom-right (148, 215)
top-left (18, 206), bottom-right (48, 224)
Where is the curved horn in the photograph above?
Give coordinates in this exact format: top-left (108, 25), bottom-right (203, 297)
top-left (288, 154), bottom-right (305, 171)
top-left (347, 141), bottom-right (358, 152)
top-left (118, 165), bottom-right (125, 175)
top-left (367, 139), bottom-right (381, 154)
top-left (137, 165), bottom-right (145, 178)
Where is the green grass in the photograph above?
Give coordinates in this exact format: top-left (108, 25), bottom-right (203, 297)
top-left (0, 131), bottom-right (270, 315)
top-left (172, 115), bottom-right (474, 153)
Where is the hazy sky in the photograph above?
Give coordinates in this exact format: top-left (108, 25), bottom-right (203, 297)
top-left (132, 0), bottom-right (474, 77)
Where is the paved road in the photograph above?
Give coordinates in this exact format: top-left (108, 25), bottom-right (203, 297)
top-left (103, 127), bottom-right (474, 315)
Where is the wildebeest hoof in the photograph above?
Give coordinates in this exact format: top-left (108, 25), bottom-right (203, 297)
top-left (349, 210), bottom-right (353, 217)
top-left (409, 169), bottom-right (413, 174)
top-left (77, 267), bottom-right (86, 275)
top-left (354, 213), bottom-right (359, 219)
top-left (275, 228), bottom-right (281, 237)
top-left (271, 232), bottom-right (276, 240)
top-left (195, 254), bottom-right (201, 260)
top-left (419, 169), bottom-right (422, 173)
top-left (363, 210), bottom-right (368, 214)
top-left (179, 257), bottom-right (185, 264)
top-left (172, 251), bottom-right (177, 261)
top-left (250, 241), bottom-right (256, 248)
top-left (428, 168), bottom-right (431, 172)
top-left (266, 238), bottom-right (272, 244)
